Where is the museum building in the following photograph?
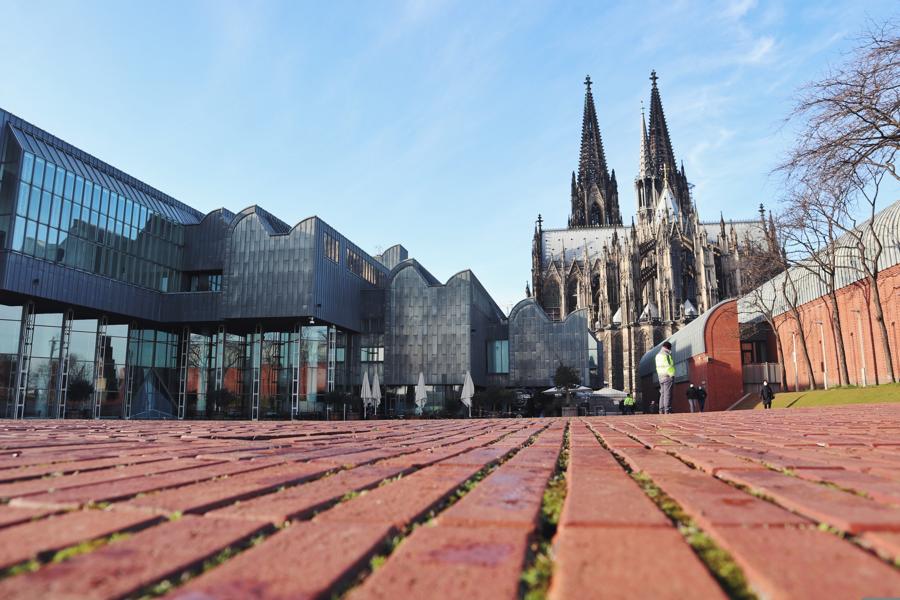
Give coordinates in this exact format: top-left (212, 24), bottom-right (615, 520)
top-left (0, 108), bottom-right (597, 420)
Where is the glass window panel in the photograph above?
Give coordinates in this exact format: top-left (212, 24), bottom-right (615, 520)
top-left (91, 186), bottom-right (101, 211)
top-left (61, 200), bottom-right (71, 231)
top-left (50, 196), bottom-right (62, 229)
top-left (16, 184), bottom-right (29, 217)
top-left (47, 228), bottom-right (58, 259)
top-left (24, 220), bottom-right (36, 255)
top-left (100, 188), bottom-right (109, 216)
top-left (32, 158), bottom-right (45, 190)
top-left (39, 190), bottom-right (51, 223)
top-left (36, 224), bottom-right (48, 258)
top-left (116, 195), bottom-right (125, 221)
top-left (27, 186), bottom-right (40, 220)
top-left (74, 176), bottom-right (84, 205)
top-left (53, 166), bottom-right (65, 196)
top-left (57, 227), bottom-right (67, 255)
top-left (21, 153), bottom-right (34, 185)
top-left (108, 193), bottom-right (118, 222)
top-left (83, 180), bottom-right (93, 207)
top-left (42, 162), bottom-right (55, 190)
top-left (12, 217), bottom-right (26, 251)
top-left (63, 171), bottom-right (75, 200)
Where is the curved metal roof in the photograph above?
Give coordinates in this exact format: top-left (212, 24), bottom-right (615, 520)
top-left (637, 299), bottom-right (735, 377)
top-left (738, 198), bottom-right (900, 323)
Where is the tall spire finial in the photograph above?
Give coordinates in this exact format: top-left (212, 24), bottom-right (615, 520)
top-left (650, 70), bottom-right (658, 87)
top-left (584, 74), bottom-right (592, 90)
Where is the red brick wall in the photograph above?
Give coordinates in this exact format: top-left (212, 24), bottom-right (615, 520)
top-left (774, 263), bottom-right (900, 391)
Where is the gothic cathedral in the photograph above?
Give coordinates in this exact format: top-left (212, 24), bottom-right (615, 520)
top-left (530, 72), bottom-right (773, 393)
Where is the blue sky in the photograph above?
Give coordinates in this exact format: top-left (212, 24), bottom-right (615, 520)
top-left (2, 0), bottom-right (896, 312)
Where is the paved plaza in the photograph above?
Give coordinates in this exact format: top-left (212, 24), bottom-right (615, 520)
top-left (1, 405), bottom-right (900, 598)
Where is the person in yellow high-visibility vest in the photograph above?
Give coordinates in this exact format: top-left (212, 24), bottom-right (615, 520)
top-left (655, 341), bottom-right (675, 414)
top-left (623, 391), bottom-right (635, 415)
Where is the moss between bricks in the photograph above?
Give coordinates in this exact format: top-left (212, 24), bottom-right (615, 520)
top-left (331, 425), bottom-right (552, 600)
top-left (586, 423), bottom-right (758, 600)
top-left (629, 472), bottom-right (756, 600)
top-left (0, 531), bottom-right (132, 582)
top-left (137, 530), bottom-right (272, 599)
top-left (520, 422), bottom-right (570, 600)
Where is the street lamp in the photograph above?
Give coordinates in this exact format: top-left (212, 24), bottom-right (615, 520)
top-left (814, 320), bottom-right (828, 390)
top-left (852, 309), bottom-right (866, 387)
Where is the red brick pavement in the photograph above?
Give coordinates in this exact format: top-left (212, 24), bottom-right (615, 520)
top-left (0, 405), bottom-right (899, 598)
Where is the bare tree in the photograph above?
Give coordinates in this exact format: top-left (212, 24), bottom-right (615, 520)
top-left (776, 19), bottom-right (899, 386)
top-left (779, 189), bottom-right (851, 386)
top-left (780, 263), bottom-right (818, 391)
top-left (829, 166), bottom-right (897, 382)
top-left (779, 20), bottom-right (900, 186)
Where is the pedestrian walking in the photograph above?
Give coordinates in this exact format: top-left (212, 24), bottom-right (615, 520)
top-left (623, 391), bottom-right (635, 415)
top-left (760, 380), bottom-right (774, 409)
top-left (697, 385), bottom-right (707, 412)
top-left (655, 341), bottom-right (675, 414)
top-left (687, 384), bottom-right (698, 413)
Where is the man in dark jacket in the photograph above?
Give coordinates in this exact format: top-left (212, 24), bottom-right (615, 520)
top-left (697, 385), bottom-right (707, 412)
top-left (760, 380), bottom-right (775, 409)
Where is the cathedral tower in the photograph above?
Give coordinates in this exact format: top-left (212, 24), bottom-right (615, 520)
top-left (568, 76), bottom-right (621, 228)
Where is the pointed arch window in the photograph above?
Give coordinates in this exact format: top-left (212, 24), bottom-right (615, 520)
top-left (541, 279), bottom-right (561, 321)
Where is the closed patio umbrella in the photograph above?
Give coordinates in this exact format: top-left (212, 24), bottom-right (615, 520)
top-left (415, 372), bottom-right (427, 415)
top-left (361, 371), bottom-right (373, 419)
top-left (461, 371), bottom-right (475, 418)
top-left (372, 372), bottom-right (382, 416)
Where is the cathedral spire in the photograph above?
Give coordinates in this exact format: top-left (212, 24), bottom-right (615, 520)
top-left (647, 70), bottom-right (677, 180)
top-left (638, 105), bottom-right (653, 179)
top-left (578, 75), bottom-right (611, 189)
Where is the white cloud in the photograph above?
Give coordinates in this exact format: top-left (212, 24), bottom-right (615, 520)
top-left (722, 0), bottom-right (758, 21)
top-left (743, 35), bottom-right (776, 64)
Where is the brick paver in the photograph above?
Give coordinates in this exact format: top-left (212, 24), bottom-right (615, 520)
top-left (1, 405), bottom-right (900, 598)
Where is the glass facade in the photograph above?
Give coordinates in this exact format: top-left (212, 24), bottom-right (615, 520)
top-left (0, 304), bottom-right (22, 419)
top-left (11, 152), bottom-right (184, 291)
top-left (128, 328), bottom-right (179, 419)
top-left (26, 312), bottom-right (63, 418)
top-left (65, 318), bottom-right (98, 418)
